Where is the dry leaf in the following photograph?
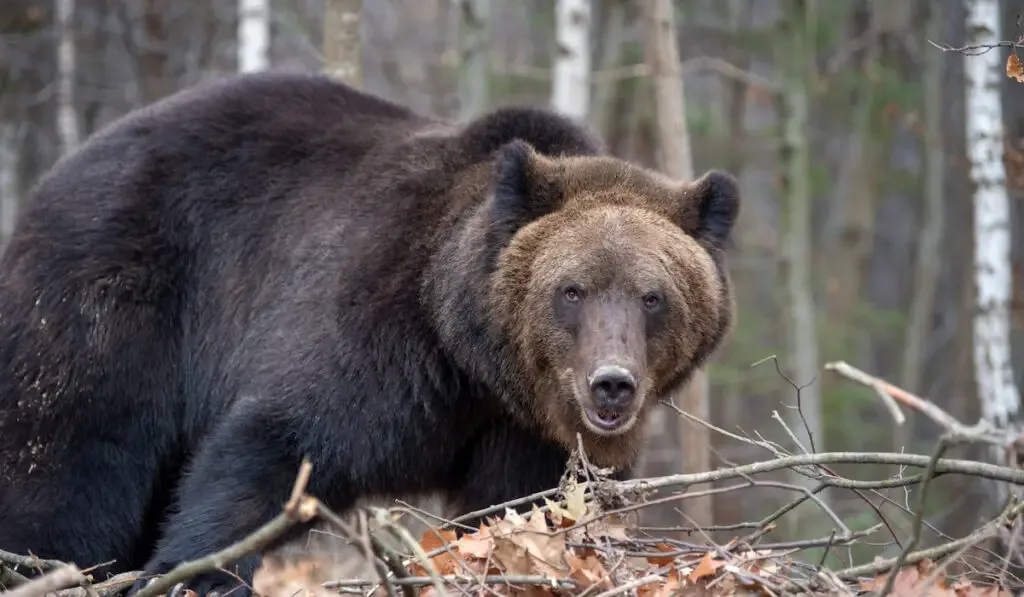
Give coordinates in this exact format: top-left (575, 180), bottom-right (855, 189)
top-left (489, 506), bottom-right (569, 579)
top-left (566, 551), bottom-right (613, 591)
top-left (641, 567), bottom-right (681, 597)
top-left (252, 556), bottom-right (337, 597)
top-left (645, 542), bottom-right (677, 567)
top-left (409, 528), bottom-right (461, 576)
top-left (453, 532), bottom-right (493, 560)
top-left (1008, 54), bottom-right (1024, 83)
top-left (545, 477), bottom-right (590, 527)
top-left (858, 560), bottom-right (958, 597)
top-left (686, 551), bottom-right (725, 583)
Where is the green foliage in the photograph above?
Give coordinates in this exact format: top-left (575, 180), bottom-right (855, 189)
top-left (686, 100), bottom-right (718, 139)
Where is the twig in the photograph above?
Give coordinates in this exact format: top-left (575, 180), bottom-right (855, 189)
top-left (0, 550), bottom-right (66, 573)
top-left (314, 505), bottom-right (408, 597)
top-left (1, 563), bottom-right (31, 589)
top-left (371, 508), bottom-right (450, 597)
top-left (590, 574), bottom-right (662, 597)
top-left (323, 575), bottom-right (578, 590)
top-left (876, 434), bottom-right (952, 597)
top-left (620, 452), bottom-right (1024, 492)
top-left (133, 460), bottom-right (320, 597)
top-left (927, 37), bottom-right (1024, 56)
top-left (832, 500), bottom-right (1024, 582)
top-left (3, 564), bottom-right (86, 597)
top-left (825, 361), bottom-right (994, 438)
top-left (824, 362), bottom-right (907, 426)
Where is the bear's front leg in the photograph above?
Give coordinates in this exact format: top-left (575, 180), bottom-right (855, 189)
top-left (131, 403), bottom-right (350, 597)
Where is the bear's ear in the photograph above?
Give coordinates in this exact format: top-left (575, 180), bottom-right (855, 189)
top-left (674, 169), bottom-right (741, 251)
top-left (488, 140), bottom-right (563, 238)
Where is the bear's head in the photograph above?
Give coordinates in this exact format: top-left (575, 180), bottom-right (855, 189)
top-left (428, 137), bottom-right (739, 469)
top-left (487, 141), bottom-right (738, 466)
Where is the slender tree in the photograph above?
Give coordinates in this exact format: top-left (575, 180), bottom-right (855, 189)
top-left (641, 0), bottom-right (711, 528)
top-left (776, 0), bottom-right (824, 527)
top-left (458, 0), bottom-right (491, 120)
top-left (964, 0), bottom-right (1021, 509)
top-left (551, 0), bottom-right (592, 119)
top-left (56, 0), bottom-right (80, 154)
top-left (323, 0), bottom-right (362, 86)
top-left (237, 0), bottom-right (270, 73)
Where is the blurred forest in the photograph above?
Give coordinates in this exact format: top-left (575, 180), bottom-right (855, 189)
top-left (5, 0), bottom-right (1024, 575)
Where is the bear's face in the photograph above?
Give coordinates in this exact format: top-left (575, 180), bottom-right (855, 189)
top-left (487, 141), bottom-right (738, 464)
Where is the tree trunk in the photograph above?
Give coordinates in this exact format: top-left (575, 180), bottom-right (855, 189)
top-left (551, 0), bottom-right (591, 119)
top-left (589, 0), bottom-right (627, 139)
top-left (777, 0), bottom-right (824, 533)
top-left (457, 0), bottom-right (491, 121)
top-left (899, 1), bottom-right (946, 426)
top-left (237, 0), bottom-right (270, 73)
top-left (138, 0), bottom-right (172, 105)
top-left (0, 123), bottom-right (18, 250)
top-left (323, 0), bottom-right (362, 86)
top-left (56, 0), bottom-right (79, 155)
top-left (964, 0), bottom-right (1021, 509)
top-left (640, 0), bottom-right (711, 529)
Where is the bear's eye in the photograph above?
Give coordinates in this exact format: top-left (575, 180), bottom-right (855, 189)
top-left (642, 292), bottom-right (662, 310)
top-left (563, 287), bottom-right (582, 303)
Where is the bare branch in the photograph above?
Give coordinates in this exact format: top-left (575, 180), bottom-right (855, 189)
top-left (927, 37), bottom-right (1024, 56)
top-left (3, 565), bottom-right (86, 597)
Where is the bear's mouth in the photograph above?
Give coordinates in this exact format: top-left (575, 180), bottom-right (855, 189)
top-left (582, 406), bottom-right (637, 435)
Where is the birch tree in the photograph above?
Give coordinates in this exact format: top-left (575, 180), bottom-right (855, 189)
top-left (323, 0), bottom-right (362, 86)
top-left (56, 0), bottom-right (80, 155)
top-left (964, 0), bottom-right (1021, 507)
top-left (238, 0), bottom-right (270, 73)
top-left (776, 0), bottom-right (824, 521)
top-left (458, 0), bottom-right (491, 121)
top-left (551, 0), bottom-right (592, 119)
top-left (641, 0), bottom-right (711, 527)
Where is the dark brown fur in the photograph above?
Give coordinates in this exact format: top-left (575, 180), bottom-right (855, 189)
top-left (0, 72), bottom-right (739, 597)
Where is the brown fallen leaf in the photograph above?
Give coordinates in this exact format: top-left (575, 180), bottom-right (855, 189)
top-left (644, 542), bottom-right (678, 567)
top-left (566, 551), bottom-right (613, 591)
top-left (640, 567), bottom-right (681, 597)
top-left (1008, 54), bottom-right (1024, 83)
top-left (454, 531), bottom-right (493, 560)
top-left (858, 560), bottom-right (957, 597)
top-left (489, 506), bottom-right (569, 579)
top-left (686, 551), bottom-right (725, 584)
top-left (251, 556), bottom-right (337, 597)
top-left (409, 528), bottom-right (461, 576)
top-left (545, 476), bottom-right (591, 528)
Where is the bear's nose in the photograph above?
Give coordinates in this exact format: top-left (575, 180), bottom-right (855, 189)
top-left (588, 365), bottom-right (637, 410)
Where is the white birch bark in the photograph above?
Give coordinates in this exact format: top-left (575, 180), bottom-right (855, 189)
top-left (551, 0), bottom-right (592, 120)
top-left (238, 0), bottom-right (271, 73)
top-left (965, 0), bottom-right (1020, 435)
top-left (965, 0), bottom-right (1021, 513)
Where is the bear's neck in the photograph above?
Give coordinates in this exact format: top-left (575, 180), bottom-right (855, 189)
top-left (420, 166), bottom-right (537, 426)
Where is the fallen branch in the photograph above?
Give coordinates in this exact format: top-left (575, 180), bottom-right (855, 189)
top-left (0, 550), bottom-right (66, 574)
top-left (825, 360), bottom-right (985, 436)
top-left (322, 574), bottom-right (578, 590)
top-left (3, 564), bottom-right (86, 597)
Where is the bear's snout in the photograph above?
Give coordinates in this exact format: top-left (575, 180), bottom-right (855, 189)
top-left (588, 365), bottom-right (636, 411)
top-left (576, 363), bottom-right (642, 435)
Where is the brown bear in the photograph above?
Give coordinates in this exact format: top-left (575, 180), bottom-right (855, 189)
top-left (0, 71), bottom-right (738, 597)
